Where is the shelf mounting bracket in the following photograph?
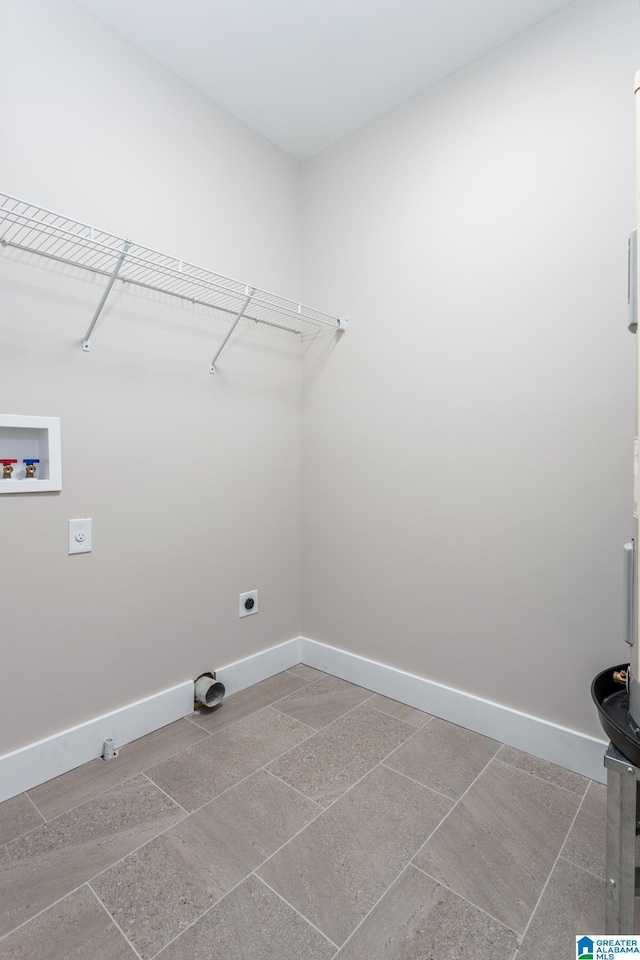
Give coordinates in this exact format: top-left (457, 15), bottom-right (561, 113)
top-left (210, 287), bottom-right (256, 374)
top-left (82, 239), bottom-right (131, 352)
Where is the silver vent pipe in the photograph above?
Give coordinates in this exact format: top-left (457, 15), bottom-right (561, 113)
top-left (194, 673), bottom-right (225, 708)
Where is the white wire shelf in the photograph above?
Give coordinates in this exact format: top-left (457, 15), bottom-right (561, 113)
top-left (0, 192), bottom-right (348, 372)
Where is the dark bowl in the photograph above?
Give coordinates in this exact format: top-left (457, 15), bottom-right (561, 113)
top-left (591, 663), bottom-right (640, 766)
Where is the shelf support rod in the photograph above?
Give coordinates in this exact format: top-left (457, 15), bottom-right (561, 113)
top-left (210, 287), bottom-right (256, 374)
top-left (82, 239), bottom-right (131, 352)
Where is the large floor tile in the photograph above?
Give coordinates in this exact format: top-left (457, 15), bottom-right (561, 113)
top-left (0, 794), bottom-right (43, 847)
top-left (0, 775), bottom-right (182, 938)
top-left (273, 675), bottom-right (371, 729)
top-left (286, 665), bottom-right (327, 681)
top-left (267, 704), bottom-right (413, 806)
top-left (190, 672), bottom-right (309, 733)
top-left (384, 718), bottom-right (500, 800)
top-left (93, 770), bottom-right (318, 960)
top-left (257, 764), bottom-right (451, 945)
top-left (414, 759), bottom-right (580, 934)
top-left (516, 858), bottom-right (606, 960)
top-left (28, 720), bottom-right (210, 821)
top-left (155, 874), bottom-right (335, 960)
top-left (561, 781), bottom-right (606, 879)
top-left (338, 866), bottom-right (518, 960)
top-left (0, 886), bottom-right (136, 960)
top-left (496, 745), bottom-right (588, 797)
top-left (367, 694), bottom-right (431, 727)
top-left (146, 707), bottom-right (313, 811)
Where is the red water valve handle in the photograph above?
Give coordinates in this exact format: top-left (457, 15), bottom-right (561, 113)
top-left (0, 460), bottom-right (17, 466)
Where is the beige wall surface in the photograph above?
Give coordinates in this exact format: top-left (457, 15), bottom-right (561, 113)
top-left (1, 0), bottom-right (637, 756)
top-left (301, 0), bottom-right (639, 738)
top-left (0, 0), bottom-right (302, 754)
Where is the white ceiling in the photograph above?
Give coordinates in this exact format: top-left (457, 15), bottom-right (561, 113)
top-left (75, 0), bottom-right (575, 160)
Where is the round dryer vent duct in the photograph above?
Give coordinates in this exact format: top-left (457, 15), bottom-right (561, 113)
top-left (194, 674), bottom-right (225, 708)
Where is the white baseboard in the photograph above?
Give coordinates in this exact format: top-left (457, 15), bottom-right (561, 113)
top-left (0, 633), bottom-right (607, 803)
top-left (300, 637), bottom-right (608, 784)
top-left (0, 637), bottom-right (302, 804)
top-left (214, 637), bottom-right (301, 697)
top-left (0, 681), bottom-right (195, 804)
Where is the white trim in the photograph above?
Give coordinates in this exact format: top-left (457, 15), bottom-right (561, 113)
top-left (0, 637), bottom-right (302, 803)
top-left (299, 637), bottom-right (608, 784)
top-left (0, 633), bottom-right (606, 803)
top-left (213, 637), bottom-right (301, 696)
top-left (0, 681), bottom-right (194, 803)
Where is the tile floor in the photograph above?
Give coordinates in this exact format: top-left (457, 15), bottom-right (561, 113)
top-left (0, 665), bottom-right (608, 959)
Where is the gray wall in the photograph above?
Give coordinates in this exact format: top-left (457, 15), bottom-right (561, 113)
top-left (0, 0), bottom-right (303, 754)
top-left (1, 0), bottom-right (636, 756)
top-left (301, 0), bottom-right (639, 738)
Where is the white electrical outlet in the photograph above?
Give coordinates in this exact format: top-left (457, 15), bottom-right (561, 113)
top-left (239, 589), bottom-right (258, 617)
top-left (69, 518), bottom-right (92, 554)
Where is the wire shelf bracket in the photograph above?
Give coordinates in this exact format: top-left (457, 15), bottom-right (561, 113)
top-left (82, 239), bottom-right (131, 352)
top-left (0, 192), bottom-right (349, 372)
top-left (210, 287), bottom-right (255, 374)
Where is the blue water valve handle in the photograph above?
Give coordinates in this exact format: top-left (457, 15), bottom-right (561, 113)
top-left (23, 458), bottom-right (40, 478)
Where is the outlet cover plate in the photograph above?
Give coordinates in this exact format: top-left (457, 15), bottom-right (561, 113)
top-left (239, 589), bottom-right (258, 618)
top-left (69, 518), bottom-right (92, 554)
